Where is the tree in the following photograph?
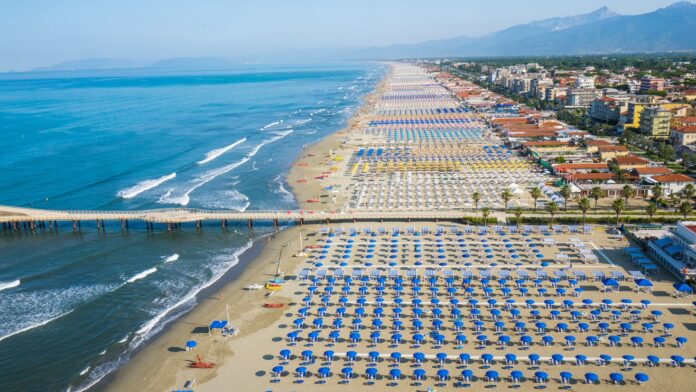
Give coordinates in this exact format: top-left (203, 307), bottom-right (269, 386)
top-left (513, 207), bottom-right (523, 228)
top-left (682, 184), bottom-right (695, 201)
top-left (678, 201), bottom-right (693, 220)
top-left (472, 192), bottom-right (481, 210)
top-left (559, 185), bottom-right (572, 212)
top-left (621, 185), bottom-right (636, 208)
top-left (545, 201), bottom-right (559, 228)
top-left (652, 184), bottom-right (663, 202)
top-left (611, 198), bottom-right (625, 225)
top-left (646, 203), bottom-right (657, 223)
top-left (481, 207), bottom-right (491, 226)
top-left (530, 187), bottom-right (542, 212)
top-left (578, 197), bottom-right (591, 226)
top-left (590, 186), bottom-right (605, 211)
top-left (501, 189), bottom-right (513, 212)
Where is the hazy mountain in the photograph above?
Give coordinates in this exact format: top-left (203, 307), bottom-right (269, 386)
top-left (32, 58), bottom-right (150, 71)
top-left (355, 2), bottom-right (696, 59)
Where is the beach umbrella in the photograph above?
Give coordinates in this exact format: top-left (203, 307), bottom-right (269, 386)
top-left (280, 349), bottom-right (291, 360)
top-left (551, 354), bottom-right (563, 365)
top-left (485, 370), bottom-right (499, 382)
top-left (610, 372), bottom-right (624, 384)
top-left (676, 336), bottom-right (688, 347)
top-left (585, 372), bottom-right (599, 384)
top-left (185, 340), bottom-right (197, 349)
top-left (389, 368), bottom-right (402, 380)
top-left (505, 353), bottom-right (517, 364)
top-left (481, 353), bottom-right (494, 364)
top-left (346, 351), bottom-right (357, 362)
top-left (510, 370), bottom-right (523, 382)
top-left (673, 282), bottom-right (693, 293)
top-left (671, 355), bottom-right (685, 366)
top-left (635, 373), bottom-right (649, 384)
top-left (575, 355), bottom-right (587, 365)
top-left (534, 371), bottom-right (548, 383)
top-left (622, 354), bottom-right (635, 366)
top-left (413, 368), bottom-right (426, 381)
top-left (528, 353), bottom-right (540, 365)
top-left (296, 366), bottom-right (307, 378)
top-left (461, 369), bottom-right (474, 382)
top-left (560, 371), bottom-right (572, 384)
top-left (341, 367), bottom-right (353, 379)
top-left (459, 353), bottom-right (470, 364)
top-left (365, 367), bottom-right (378, 379)
top-left (272, 365), bottom-right (284, 377)
top-left (647, 355), bottom-right (660, 366)
top-left (317, 367), bottom-right (331, 378)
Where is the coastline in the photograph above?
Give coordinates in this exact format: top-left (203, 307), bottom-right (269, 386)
top-left (101, 66), bottom-right (387, 392)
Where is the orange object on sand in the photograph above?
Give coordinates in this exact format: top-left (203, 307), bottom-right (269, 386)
top-left (190, 355), bottom-right (215, 369)
top-left (263, 303), bottom-right (284, 308)
top-left (307, 199), bottom-right (320, 203)
top-left (296, 179), bottom-right (307, 183)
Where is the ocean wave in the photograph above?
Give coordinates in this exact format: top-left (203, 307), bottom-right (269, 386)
top-left (272, 174), bottom-right (294, 203)
top-left (162, 254), bottom-right (179, 263)
top-left (197, 138), bottom-right (246, 165)
top-left (158, 130), bottom-right (293, 206)
top-left (126, 267), bottom-right (157, 284)
top-left (0, 279), bottom-right (20, 292)
top-left (199, 190), bottom-right (250, 211)
top-left (117, 173), bottom-right (176, 199)
top-left (293, 118), bottom-right (312, 126)
top-left (73, 241), bottom-right (254, 392)
top-left (261, 120), bottom-right (282, 130)
top-left (0, 285), bottom-right (111, 343)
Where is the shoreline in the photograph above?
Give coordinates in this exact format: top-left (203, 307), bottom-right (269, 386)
top-left (100, 66), bottom-right (387, 392)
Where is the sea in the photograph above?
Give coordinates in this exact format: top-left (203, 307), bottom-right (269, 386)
top-left (0, 62), bottom-right (384, 391)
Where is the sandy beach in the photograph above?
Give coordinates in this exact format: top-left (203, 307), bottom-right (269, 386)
top-left (104, 64), bottom-right (696, 392)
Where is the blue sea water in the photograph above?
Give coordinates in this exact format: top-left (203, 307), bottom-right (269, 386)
top-left (0, 62), bottom-right (383, 391)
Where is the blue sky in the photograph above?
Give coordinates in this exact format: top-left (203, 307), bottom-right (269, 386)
top-left (0, 0), bottom-right (683, 71)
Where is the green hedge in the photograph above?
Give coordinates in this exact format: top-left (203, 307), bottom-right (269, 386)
top-left (460, 217), bottom-right (499, 225)
top-left (516, 216), bottom-right (682, 225)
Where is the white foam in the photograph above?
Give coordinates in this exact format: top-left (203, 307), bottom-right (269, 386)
top-left (200, 190), bottom-right (250, 211)
top-left (0, 309), bottom-right (74, 343)
top-left (197, 138), bottom-right (246, 165)
top-left (162, 254), bottom-right (179, 263)
top-left (126, 267), bottom-right (157, 284)
top-left (293, 118), bottom-right (312, 126)
top-left (261, 120), bottom-right (282, 130)
top-left (272, 174), bottom-right (294, 203)
top-left (79, 366), bottom-right (90, 376)
top-left (158, 130), bottom-right (293, 206)
top-left (0, 279), bottom-right (20, 292)
top-left (117, 173), bottom-right (176, 199)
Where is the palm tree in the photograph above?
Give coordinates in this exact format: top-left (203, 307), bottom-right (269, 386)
top-left (472, 192), bottom-right (481, 210)
top-left (621, 184), bottom-right (636, 208)
top-left (481, 207), bottom-right (491, 226)
top-left (682, 184), bottom-right (695, 201)
top-left (578, 197), bottom-right (591, 226)
top-left (590, 186), bottom-right (604, 211)
top-left (646, 203), bottom-right (657, 223)
top-left (559, 185), bottom-right (571, 212)
top-left (678, 201), bottom-right (693, 220)
top-left (501, 189), bottom-right (513, 212)
top-left (513, 207), bottom-right (523, 228)
top-left (530, 187), bottom-right (542, 212)
top-left (651, 184), bottom-right (663, 202)
top-left (611, 198), bottom-right (625, 225)
top-left (545, 201), bottom-right (559, 228)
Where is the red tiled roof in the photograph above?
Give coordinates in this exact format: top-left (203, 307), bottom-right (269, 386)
top-left (566, 173), bottom-right (616, 181)
top-left (585, 139), bottom-right (612, 146)
top-left (633, 167), bottom-right (673, 175)
top-left (674, 126), bottom-right (696, 134)
top-left (652, 174), bottom-right (695, 183)
top-left (523, 140), bottom-right (569, 147)
top-left (614, 155), bottom-right (650, 165)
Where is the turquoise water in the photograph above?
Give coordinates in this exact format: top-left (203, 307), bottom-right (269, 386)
top-left (0, 62), bottom-right (383, 391)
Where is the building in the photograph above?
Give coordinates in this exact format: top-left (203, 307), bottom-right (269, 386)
top-left (647, 174), bottom-right (695, 195)
top-left (566, 88), bottom-right (599, 108)
top-left (597, 145), bottom-right (629, 160)
top-left (575, 75), bottom-right (595, 89)
top-left (584, 139), bottom-right (613, 153)
top-left (639, 106), bottom-right (672, 138)
top-left (639, 75), bottom-right (665, 93)
top-left (646, 222), bottom-right (696, 280)
top-left (589, 97), bottom-right (621, 123)
top-left (544, 87), bottom-right (565, 102)
top-left (613, 154), bottom-right (651, 170)
top-left (633, 166), bottom-right (674, 179)
top-left (673, 117), bottom-right (696, 128)
top-left (670, 126), bottom-right (696, 147)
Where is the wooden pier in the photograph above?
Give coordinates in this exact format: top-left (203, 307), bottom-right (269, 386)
top-left (0, 205), bottom-right (478, 231)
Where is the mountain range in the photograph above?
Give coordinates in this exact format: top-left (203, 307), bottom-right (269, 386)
top-left (355, 2), bottom-right (696, 59)
top-left (31, 2), bottom-right (696, 72)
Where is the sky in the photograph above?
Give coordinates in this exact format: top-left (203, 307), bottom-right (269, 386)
top-left (0, 0), bottom-right (684, 71)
